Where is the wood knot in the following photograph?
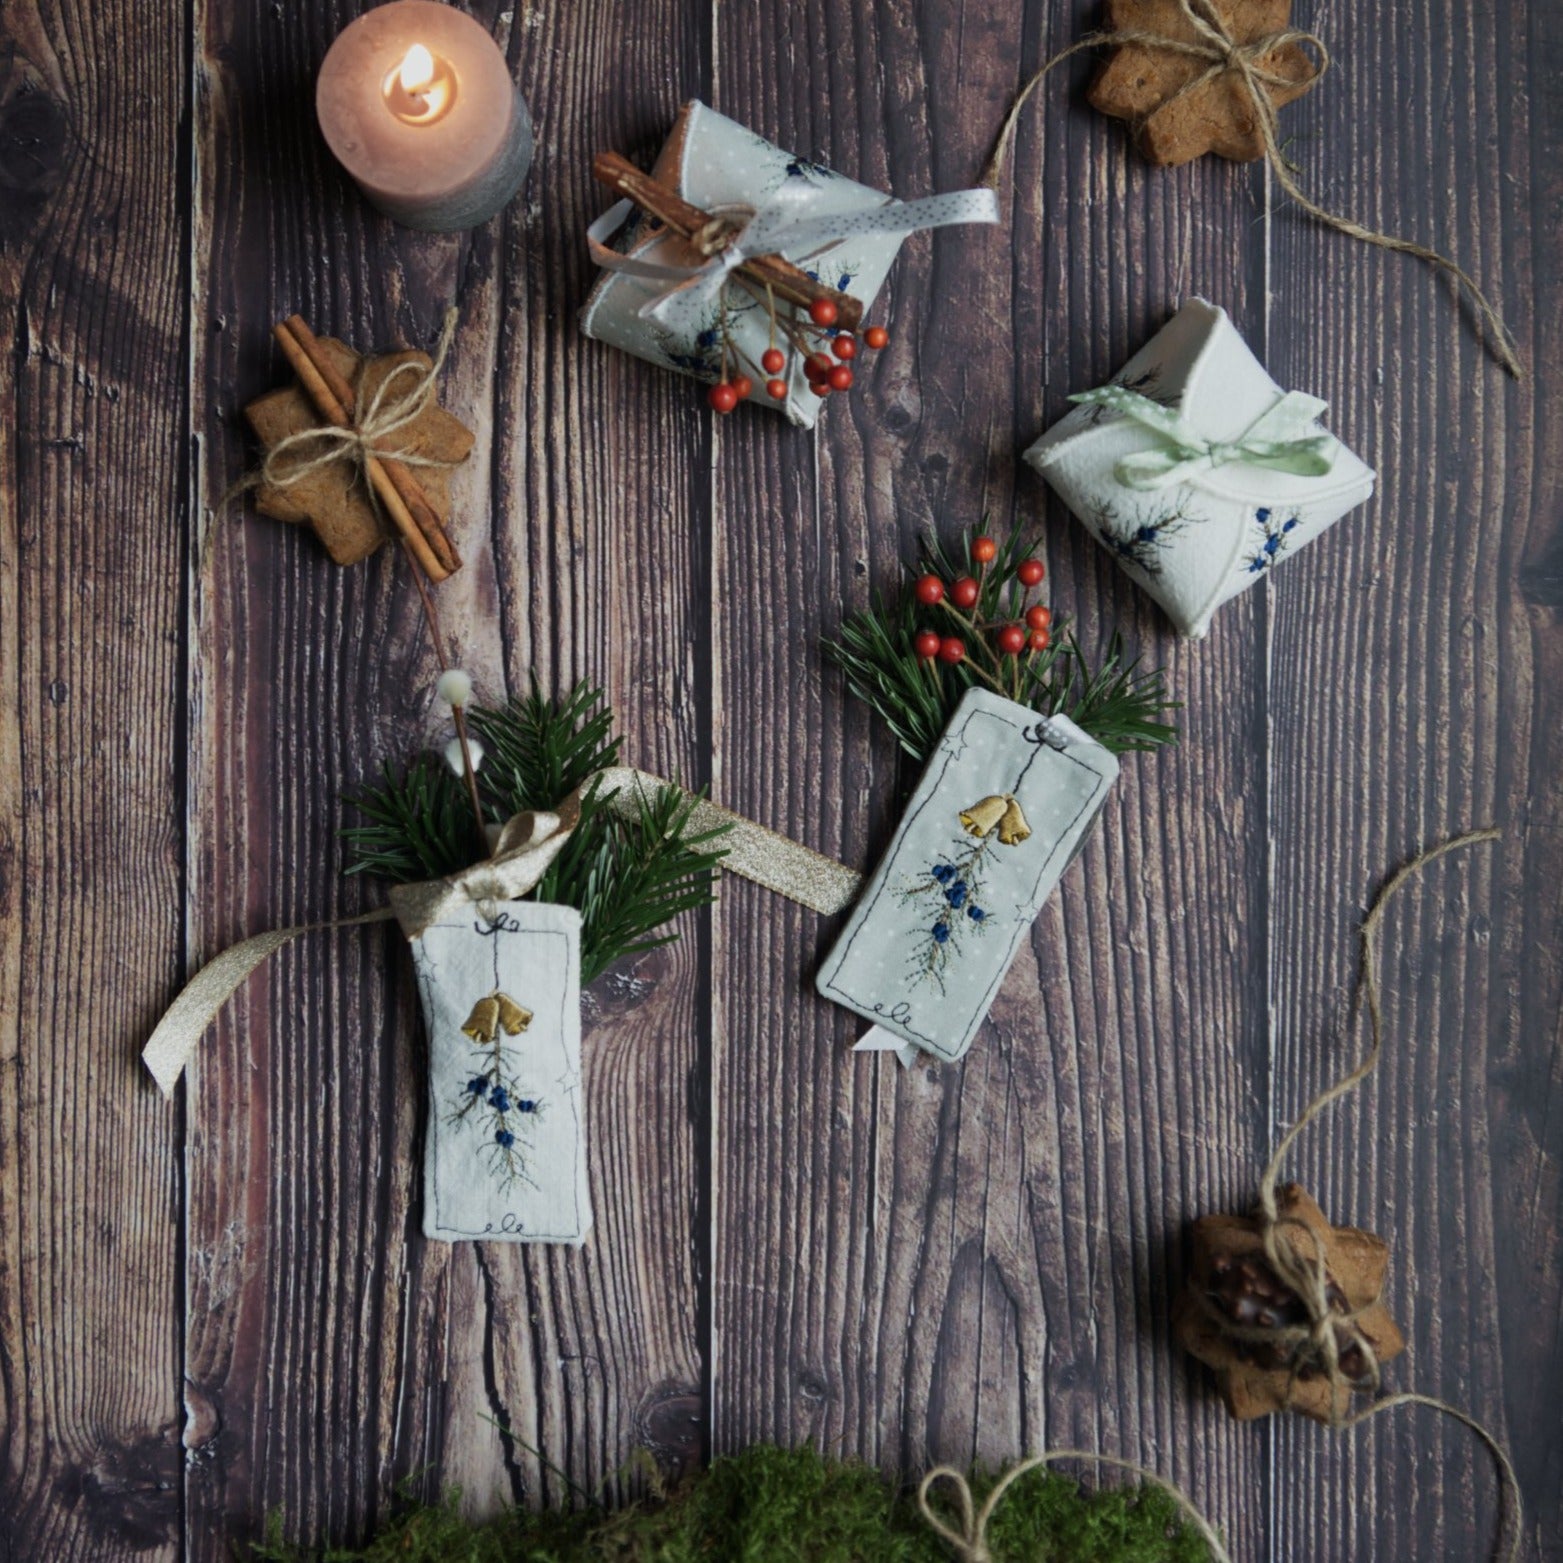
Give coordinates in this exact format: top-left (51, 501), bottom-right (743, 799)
top-left (0, 79), bottom-right (70, 198)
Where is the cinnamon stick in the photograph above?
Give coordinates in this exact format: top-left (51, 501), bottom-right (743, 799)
top-left (591, 151), bottom-right (864, 334)
top-left (282, 316), bottom-right (459, 575)
top-left (272, 320), bottom-right (458, 581)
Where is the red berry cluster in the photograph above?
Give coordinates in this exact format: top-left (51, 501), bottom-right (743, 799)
top-left (706, 293), bottom-right (891, 415)
top-left (911, 537), bottom-right (1053, 692)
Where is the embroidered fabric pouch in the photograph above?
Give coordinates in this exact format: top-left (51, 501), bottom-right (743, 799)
top-left (1024, 299), bottom-right (1376, 638)
top-left (406, 899), bottom-right (591, 1244)
top-left (579, 99), bottom-right (907, 430)
top-left (817, 689), bottom-right (1118, 1063)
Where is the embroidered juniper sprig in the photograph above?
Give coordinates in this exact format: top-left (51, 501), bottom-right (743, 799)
top-left (450, 991), bottom-right (542, 1189)
top-left (901, 835), bottom-right (996, 994)
top-left (1244, 506), bottom-right (1302, 574)
top-left (1091, 497), bottom-right (1195, 578)
top-left (900, 790), bottom-right (1032, 993)
top-left (825, 524), bottom-right (1179, 764)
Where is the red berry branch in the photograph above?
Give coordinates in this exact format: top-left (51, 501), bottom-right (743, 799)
top-left (706, 281), bottom-right (890, 415)
top-left (909, 537), bottom-right (1053, 702)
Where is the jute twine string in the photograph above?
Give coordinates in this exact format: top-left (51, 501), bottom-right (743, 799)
top-left (918, 1453), bottom-right (1233, 1563)
top-left (916, 831), bottom-right (1521, 1563)
top-left (981, 0), bottom-right (1523, 378)
top-left (1222, 828), bottom-right (1519, 1561)
top-left (237, 307), bottom-right (465, 504)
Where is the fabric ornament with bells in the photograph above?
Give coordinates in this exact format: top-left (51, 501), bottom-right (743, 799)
top-left (139, 674), bottom-right (745, 1248)
top-left (391, 809), bottom-right (592, 1244)
top-left (820, 531), bottom-right (1177, 1067)
top-left (580, 99), bottom-right (999, 428)
top-left (1025, 299), bottom-right (1375, 638)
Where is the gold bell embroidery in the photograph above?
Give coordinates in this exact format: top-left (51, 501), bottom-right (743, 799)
top-left (461, 996), bottom-right (501, 1043)
top-left (959, 793), bottom-right (1032, 846)
top-left (494, 993), bottom-right (532, 1035)
top-left (959, 795), bottom-right (1009, 837)
top-left (997, 797), bottom-right (1031, 846)
top-left (462, 991), bottom-right (533, 1042)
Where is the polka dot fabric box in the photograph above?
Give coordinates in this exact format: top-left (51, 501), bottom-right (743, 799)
top-left (1025, 299), bottom-right (1376, 638)
top-left (580, 100), bottom-right (916, 430)
top-left (816, 689), bottom-right (1118, 1064)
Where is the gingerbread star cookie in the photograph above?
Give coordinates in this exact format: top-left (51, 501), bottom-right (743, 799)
top-left (244, 337), bottom-right (474, 567)
top-left (1089, 0), bottom-right (1321, 167)
top-left (1174, 1184), bottom-right (1406, 1423)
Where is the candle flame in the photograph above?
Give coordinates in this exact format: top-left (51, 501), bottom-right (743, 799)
top-left (398, 42), bottom-right (436, 96)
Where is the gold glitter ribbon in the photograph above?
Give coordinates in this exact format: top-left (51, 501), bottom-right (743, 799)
top-left (141, 767), bottom-right (861, 1096)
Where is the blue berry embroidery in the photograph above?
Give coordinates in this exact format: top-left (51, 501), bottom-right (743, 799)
top-left (451, 990), bottom-right (541, 1190)
top-left (901, 792), bottom-right (1032, 994)
top-left (1246, 509), bottom-right (1302, 574)
top-left (1093, 499), bottom-right (1194, 578)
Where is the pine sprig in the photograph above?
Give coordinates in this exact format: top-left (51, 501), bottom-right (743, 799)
top-left (537, 779), bottom-right (732, 986)
top-left (826, 526), bottom-right (1179, 762)
top-left (344, 683), bottom-right (729, 983)
top-left (341, 756), bottom-right (474, 883)
top-left (469, 680), bottom-right (620, 817)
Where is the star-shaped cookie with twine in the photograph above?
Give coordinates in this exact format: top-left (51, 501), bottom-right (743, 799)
top-left (244, 326), bottom-right (474, 571)
top-left (1087, 0), bottom-right (1322, 165)
top-left (1174, 1183), bottom-right (1406, 1422)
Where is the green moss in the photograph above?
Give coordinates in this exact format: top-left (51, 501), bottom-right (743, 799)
top-left (251, 1444), bottom-right (1216, 1562)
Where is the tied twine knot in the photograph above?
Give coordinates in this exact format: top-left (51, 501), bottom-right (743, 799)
top-left (983, 0), bottom-right (1523, 377)
top-left (252, 307), bottom-right (465, 504)
top-left (690, 212), bottom-right (746, 259)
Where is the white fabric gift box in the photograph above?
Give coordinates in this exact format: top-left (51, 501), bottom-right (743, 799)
top-left (1025, 299), bottom-right (1376, 638)
top-left (580, 99), bottom-right (995, 429)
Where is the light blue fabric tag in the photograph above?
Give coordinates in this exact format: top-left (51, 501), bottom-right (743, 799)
top-left (819, 690), bottom-right (1117, 1063)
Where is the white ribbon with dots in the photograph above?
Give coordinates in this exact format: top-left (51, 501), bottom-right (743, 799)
top-left (587, 181), bottom-right (999, 335)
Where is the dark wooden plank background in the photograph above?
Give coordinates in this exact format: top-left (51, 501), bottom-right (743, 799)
top-left (1, 0), bottom-right (1558, 1557)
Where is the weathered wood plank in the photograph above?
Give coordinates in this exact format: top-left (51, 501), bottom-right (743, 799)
top-left (182, 0), bottom-right (709, 1551)
top-left (467, 0), bottom-right (714, 1507)
top-left (0, 0), bottom-right (186, 1556)
top-left (1264, 0), bottom-right (1562, 1556)
top-left (707, 5), bottom-right (1269, 1553)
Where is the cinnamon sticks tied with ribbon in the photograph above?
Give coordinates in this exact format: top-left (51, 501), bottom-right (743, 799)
top-left (591, 150), bottom-right (863, 332)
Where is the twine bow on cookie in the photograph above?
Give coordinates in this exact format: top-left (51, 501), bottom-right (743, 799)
top-left (982, 0), bottom-right (1523, 377)
top-left (1070, 384), bottom-right (1339, 490)
top-left (257, 308), bottom-right (464, 503)
top-left (1172, 828), bottom-right (1522, 1563)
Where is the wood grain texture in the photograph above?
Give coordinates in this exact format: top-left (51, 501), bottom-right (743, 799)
top-left (704, 7), bottom-right (1269, 1557)
top-left (182, 0), bottom-right (710, 1550)
top-left (0, 0), bottom-right (186, 1557)
top-left (1261, 0), bottom-right (1563, 1556)
top-left (0, 0), bottom-right (1557, 1556)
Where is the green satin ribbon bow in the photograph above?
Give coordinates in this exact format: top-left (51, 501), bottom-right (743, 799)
top-left (1069, 384), bottom-right (1341, 491)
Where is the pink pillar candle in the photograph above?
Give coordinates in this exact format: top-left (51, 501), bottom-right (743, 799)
top-left (317, 1), bottom-right (532, 232)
